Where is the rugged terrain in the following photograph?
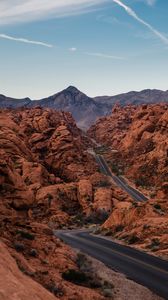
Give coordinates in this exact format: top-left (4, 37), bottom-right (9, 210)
top-left (1, 86), bottom-right (168, 129)
top-left (0, 105), bottom-right (167, 299)
top-left (89, 103), bottom-right (168, 257)
top-left (0, 107), bottom-right (108, 299)
top-left (0, 107), bottom-right (140, 300)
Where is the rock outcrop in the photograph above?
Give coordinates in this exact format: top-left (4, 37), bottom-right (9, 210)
top-left (89, 103), bottom-right (168, 257)
top-left (0, 241), bottom-right (58, 300)
top-left (89, 103), bottom-right (168, 199)
top-left (0, 107), bottom-right (111, 300)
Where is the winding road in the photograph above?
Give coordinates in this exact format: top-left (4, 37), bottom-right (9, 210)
top-left (55, 230), bottom-right (168, 299)
top-left (95, 153), bottom-right (148, 202)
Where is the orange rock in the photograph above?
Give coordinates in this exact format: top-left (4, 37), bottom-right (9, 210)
top-left (93, 188), bottom-right (112, 213)
top-left (0, 241), bottom-right (58, 300)
top-left (78, 179), bottom-right (93, 215)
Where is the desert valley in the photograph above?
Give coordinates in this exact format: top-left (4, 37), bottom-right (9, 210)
top-left (0, 0), bottom-right (168, 299)
top-left (0, 87), bottom-right (168, 300)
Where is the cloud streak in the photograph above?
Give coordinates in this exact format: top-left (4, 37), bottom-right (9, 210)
top-left (0, 0), bottom-right (105, 25)
top-left (0, 33), bottom-right (53, 47)
top-left (84, 51), bottom-right (125, 59)
top-left (113, 0), bottom-right (168, 45)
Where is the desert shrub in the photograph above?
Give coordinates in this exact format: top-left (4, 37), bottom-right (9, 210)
top-left (151, 238), bottom-right (160, 246)
top-left (135, 177), bottom-right (147, 187)
top-left (63, 252), bottom-right (114, 292)
top-left (14, 242), bottom-right (25, 252)
top-left (127, 234), bottom-right (139, 244)
top-left (62, 269), bottom-right (89, 285)
top-left (96, 180), bottom-right (111, 188)
top-left (148, 238), bottom-right (160, 251)
top-left (115, 224), bottom-right (124, 232)
top-left (143, 224), bottom-right (150, 230)
top-left (16, 230), bottom-right (35, 240)
top-left (153, 203), bottom-right (161, 210)
top-left (45, 283), bottom-right (64, 297)
top-left (29, 249), bottom-right (38, 257)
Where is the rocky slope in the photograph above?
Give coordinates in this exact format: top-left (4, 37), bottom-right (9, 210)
top-left (1, 87), bottom-right (168, 129)
top-left (0, 107), bottom-right (109, 299)
top-left (89, 103), bottom-right (168, 257)
top-left (0, 107), bottom-right (139, 299)
top-left (0, 106), bottom-right (167, 298)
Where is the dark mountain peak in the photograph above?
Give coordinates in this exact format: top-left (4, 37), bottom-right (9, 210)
top-left (61, 85), bottom-right (90, 98)
top-left (59, 86), bottom-right (93, 103)
top-left (66, 85), bottom-right (80, 93)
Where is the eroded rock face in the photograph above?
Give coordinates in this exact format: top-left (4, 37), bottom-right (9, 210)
top-left (93, 188), bottom-right (112, 213)
top-left (102, 200), bottom-right (168, 257)
top-left (0, 108), bottom-right (110, 300)
top-left (89, 103), bottom-right (168, 199)
top-left (89, 104), bottom-right (168, 257)
top-left (78, 179), bottom-right (93, 216)
top-left (0, 241), bottom-right (58, 300)
top-left (0, 108), bottom-right (96, 213)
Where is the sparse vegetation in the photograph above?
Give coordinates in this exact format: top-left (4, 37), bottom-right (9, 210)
top-left (62, 252), bottom-right (114, 294)
top-left (95, 180), bottom-right (111, 188)
top-left (62, 269), bottom-right (89, 285)
top-left (115, 224), bottom-right (124, 233)
top-left (127, 234), bottom-right (139, 245)
top-left (153, 203), bottom-right (161, 210)
top-left (135, 177), bottom-right (148, 187)
top-left (16, 230), bottom-right (35, 240)
top-left (148, 238), bottom-right (160, 251)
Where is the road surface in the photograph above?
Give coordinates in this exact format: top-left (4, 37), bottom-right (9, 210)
top-left (55, 230), bottom-right (168, 299)
top-left (95, 154), bottom-right (148, 202)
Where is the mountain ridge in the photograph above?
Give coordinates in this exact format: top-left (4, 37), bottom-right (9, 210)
top-left (1, 86), bottom-right (168, 129)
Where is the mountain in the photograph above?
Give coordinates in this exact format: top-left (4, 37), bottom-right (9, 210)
top-left (94, 89), bottom-right (168, 106)
top-left (35, 86), bottom-right (107, 130)
top-left (1, 86), bottom-right (168, 129)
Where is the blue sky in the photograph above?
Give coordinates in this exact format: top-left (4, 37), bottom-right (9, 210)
top-left (0, 0), bottom-right (167, 99)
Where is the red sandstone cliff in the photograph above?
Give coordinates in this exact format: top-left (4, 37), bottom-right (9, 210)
top-left (89, 104), bottom-right (168, 257)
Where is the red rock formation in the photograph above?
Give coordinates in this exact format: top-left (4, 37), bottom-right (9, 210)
top-left (89, 103), bottom-right (168, 199)
top-left (0, 108), bottom-right (109, 299)
top-left (89, 104), bottom-right (168, 257)
top-left (0, 241), bottom-right (59, 300)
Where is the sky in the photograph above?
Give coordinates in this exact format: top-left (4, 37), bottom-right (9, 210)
top-left (0, 0), bottom-right (168, 99)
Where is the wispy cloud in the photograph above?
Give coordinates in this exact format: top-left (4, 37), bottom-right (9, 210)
top-left (69, 47), bottom-right (77, 52)
top-left (146, 0), bottom-right (156, 6)
top-left (96, 14), bottom-right (133, 29)
top-left (113, 0), bottom-right (168, 45)
top-left (84, 51), bottom-right (125, 60)
top-left (0, 33), bottom-right (53, 47)
top-left (0, 0), bottom-right (105, 25)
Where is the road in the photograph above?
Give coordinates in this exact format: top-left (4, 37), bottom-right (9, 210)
top-left (55, 230), bottom-right (168, 299)
top-left (95, 154), bottom-right (148, 202)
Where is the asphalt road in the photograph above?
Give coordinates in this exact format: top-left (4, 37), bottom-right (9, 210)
top-left (95, 154), bottom-right (148, 202)
top-left (55, 230), bottom-right (168, 299)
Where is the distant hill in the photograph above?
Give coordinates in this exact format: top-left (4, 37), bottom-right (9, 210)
top-left (94, 89), bottom-right (168, 106)
top-left (1, 86), bottom-right (168, 129)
